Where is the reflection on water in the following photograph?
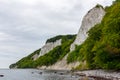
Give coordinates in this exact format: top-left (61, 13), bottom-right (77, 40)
top-left (0, 69), bottom-right (82, 80)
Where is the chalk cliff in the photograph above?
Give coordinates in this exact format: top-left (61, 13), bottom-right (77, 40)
top-left (70, 5), bottom-right (105, 51)
top-left (31, 39), bottom-right (62, 60)
top-left (39, 39), bottom-right (62, 57)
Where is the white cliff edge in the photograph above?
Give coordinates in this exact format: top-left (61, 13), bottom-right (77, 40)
top-left (70, 5), bottom-right (105, 51)
top-left (39, 39), bottom-right (62, 56)
top-left (32, 39), bottom-right (62, 60)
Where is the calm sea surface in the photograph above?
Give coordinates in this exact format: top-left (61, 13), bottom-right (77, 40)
top-left (0, 69), bottom-right (82, 80)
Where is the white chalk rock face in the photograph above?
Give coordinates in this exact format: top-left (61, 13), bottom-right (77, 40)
top-left (70, 5), bottom-right (105, 51)
top-left (32, 54), bottom-right (39, 60)
top-left (39, 39), bottom-right (62, 56)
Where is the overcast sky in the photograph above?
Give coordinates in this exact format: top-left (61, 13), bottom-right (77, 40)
top-left (0, 0), bottom-right (114, 68)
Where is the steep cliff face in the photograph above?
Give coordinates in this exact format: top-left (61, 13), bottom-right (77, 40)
top-left (39, 39), bottom-right (62, 57)
top-left (31, 39), bottom-right (62, 60)
top-left (70, 5), bottom-right (105, 51)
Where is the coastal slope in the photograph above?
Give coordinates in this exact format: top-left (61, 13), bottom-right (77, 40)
top-left (10, 0), bottom-right (120, 71)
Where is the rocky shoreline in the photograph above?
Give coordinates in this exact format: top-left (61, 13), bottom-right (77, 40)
top-left (74, 70), bottom-right (120, 80)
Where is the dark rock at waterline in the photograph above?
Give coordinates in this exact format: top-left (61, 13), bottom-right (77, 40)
top-left (54, 71), bottom-right (57, 74)
top-left (0, 75), bottom-right (4, 77)
top-left (31, 72), bottom-right (34, 74)
top-left (39, 72), bottom-right (42, 75)
top-left (59, 73), bottom-right (64, 75)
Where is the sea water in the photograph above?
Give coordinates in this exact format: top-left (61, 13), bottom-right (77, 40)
top-left (0, 69), bottom-right (82, 80)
